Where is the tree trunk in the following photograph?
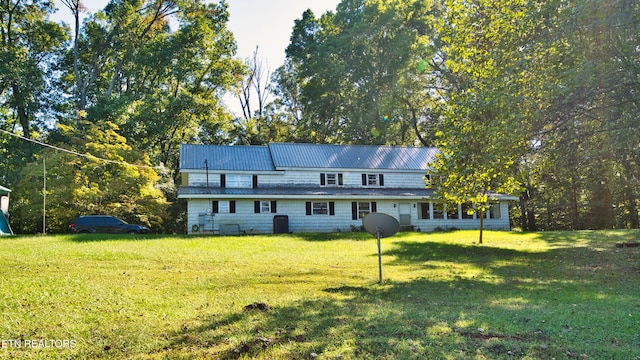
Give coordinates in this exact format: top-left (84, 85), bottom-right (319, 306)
top-left (527, 208), bottom-right (537, 231)
top-left (11, 81), bottom-right (30, 138)
top-left (621, 158), bottom-right (639, 229)
top-left (520, 185), bottom-right (537, 231)
top-left (520, 194), bottom-right (528, 230)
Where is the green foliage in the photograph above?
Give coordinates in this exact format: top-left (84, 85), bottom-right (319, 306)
top-left (0, 0), bottom-right (68, 136)
top-left (0, 231), bottom-right (638, 358)
top-left (429, 0), bottom-right (529, 242)
top-left (11, 122), bottom-right (167, 233)
top-left (431, 0), bottom-right (640, 231)
top-left (1, 0), bottom-right (639, 234)
top-left (276, 0), bottom-right (442, 145)
top-left (62, 0), bottom-right (243, 168)
top-left (514, 0), bottom-right (640, 230)
top-left (2, 0), bottom-right (245, 233)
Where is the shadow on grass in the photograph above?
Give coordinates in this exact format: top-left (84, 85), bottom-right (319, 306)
top-left (160, 277), bottom-right (575, 359)
top-left (293, 231), bottom-right (372, 242)
top-left (513, 229), bottom-right (640, 246)
top-left (385, 240), bottom-right (527, 266)
top-left (386, 233), bottom-right (640, 284)
top-left (158, 233), bottom-right (639, 359)
top-left (51, 230), bottom-right (635, 358)
top-left (63, 233), bottom-right (172, 242)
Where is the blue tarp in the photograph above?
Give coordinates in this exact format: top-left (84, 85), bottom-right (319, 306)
top-left (0, 212), bottom-right (12, 235)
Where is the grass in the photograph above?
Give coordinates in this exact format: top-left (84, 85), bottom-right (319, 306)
top-left (0, 230), bottom-right (638, 359)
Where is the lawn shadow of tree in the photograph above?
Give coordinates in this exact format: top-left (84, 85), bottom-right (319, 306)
top-left (160, 276), bottom-right (572, 359)
top-left (157, 233), bottom-right (639, 359)
top-left (293, 232), bottom-right (372, 242)
top-left (63, 233), bottom-right (168, 242)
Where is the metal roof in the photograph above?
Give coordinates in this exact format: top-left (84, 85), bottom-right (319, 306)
top-left (268, 143), bottom-right (438, 170)
top-left (179, 143), bottom-right (438, 171)
top-left (180, 144), bottom-right (275, 171)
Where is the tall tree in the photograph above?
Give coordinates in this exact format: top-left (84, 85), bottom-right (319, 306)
top-left (432, 0), bottom-right (640, 233)
top-left (0, 0), bottom-right (67, 137)
top-left (521, 0), bottom-right (640, 230)
top-left (429, 0), bottom-right (535, 241)
top-left (61, 0), bottom-right (244, 172)
top-left (11, 121), bottom-right (167, 233)
top-left (237, 46), bottom-right (271, 121)
top-left (232, 46), bottom-right (294, 145)
top-left (279, 0), bottom-right (442, 145)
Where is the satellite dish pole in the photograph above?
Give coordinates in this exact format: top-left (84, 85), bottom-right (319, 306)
top-left (375, 226), bottom-right (383, 283)
top-left (363, 212), bottom-right (400, 284)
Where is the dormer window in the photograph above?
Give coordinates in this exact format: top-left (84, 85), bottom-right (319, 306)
top-left (221, 174), bottom-right (257, 188)
top-left (320, 173), bottom-right (343, 186)
top-left (226, 175), bottom-right (251, 188)
top-left (361, 173), bottom-right (384, 187)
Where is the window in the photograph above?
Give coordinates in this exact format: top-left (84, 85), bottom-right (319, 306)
top-left (358, 202), bottom-right (370, 219)
top-left (447, 204), bottom-right (459, 220)
top-left (488, 203), bottom-right (501, 219)
top-left (419, 203), bottom-right (430, 219)
top-left (461, 203), bottom-right (474, 219)
top-left (226, 174), bottom-right (252, 188)
top-left (320, 173), bottom-right (343, 186)
top-left (433, 203), bottom-right (445, 219)
top-left (213, 200), bottom-right (235, 213)
top-left (361, 174), bottom-right (384, 187)
top-left (314, 202), bottom-right (329, 215)
top-left (306, 202), bottom-right (335, 216)
top-left (254, 201), bottom-right (277, 214)
top-left (367, 174), bottom-right (378, 186)
top-left (351, 201), bottom-right (377, 220)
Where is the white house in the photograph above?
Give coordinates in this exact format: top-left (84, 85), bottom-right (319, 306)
top-left (177, 143), bottom-right (517, 235)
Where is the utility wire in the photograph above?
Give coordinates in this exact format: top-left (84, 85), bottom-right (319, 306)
top-left (0, 128), bottom-right (163, 170)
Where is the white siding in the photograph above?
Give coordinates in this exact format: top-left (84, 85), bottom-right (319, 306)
top-left (185, 199), bottom-right (511, 234)
top-left (186, 169), bottom-right (429, 189)
top-left (182, 168), bottom-right (512, 234)
top-left (413, 201), bottom-right (511, 232)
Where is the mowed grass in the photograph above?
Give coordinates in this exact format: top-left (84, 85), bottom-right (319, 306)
top-left (0, 230), bottom-right (638, 359)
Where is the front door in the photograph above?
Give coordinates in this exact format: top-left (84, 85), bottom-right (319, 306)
top-left (399, 203), bottom-right (411, 226)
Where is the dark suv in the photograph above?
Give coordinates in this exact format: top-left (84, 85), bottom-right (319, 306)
top-left (69, 215), bottom-right (149, 234)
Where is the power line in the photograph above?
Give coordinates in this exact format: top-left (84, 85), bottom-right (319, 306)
top-left (0, 128), bottom-right (163, 170)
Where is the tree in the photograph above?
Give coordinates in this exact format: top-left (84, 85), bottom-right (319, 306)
top-left (231, 46), bottom-right (295, 145)
top-left (0, 0), bottom-right (67, 137)
top-left (11, 122), bottom-right (167, 233)
top-left (61, 0), bottom-right (243, 156)
top-left (431, 98), bottom-right (523, 243)
top-left (278, 0), bottom-right (442, 145)
top-left (431, 0), bottom-right (640, 233)
top-left (519, 0), bottom-right (640, 230)
top-left (237, 46), bottom-right (271, 121)
top-left (429, 0), bottom-right (534, 242)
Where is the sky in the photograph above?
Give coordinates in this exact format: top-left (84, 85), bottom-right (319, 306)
top-left (52, 0), bottom-right (341, 114)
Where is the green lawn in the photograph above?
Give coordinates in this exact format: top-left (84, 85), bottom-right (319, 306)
top-left (0, 230), bottom-right (638, 359)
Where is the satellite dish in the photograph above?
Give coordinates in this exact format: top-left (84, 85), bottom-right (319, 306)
top-left (363, 212), bottom-right (399, 238)
top-left (362, 212), bottom-right (400, 283)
